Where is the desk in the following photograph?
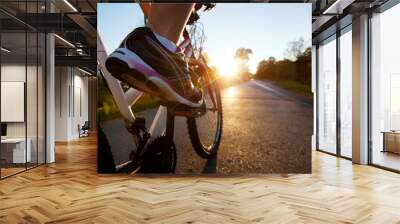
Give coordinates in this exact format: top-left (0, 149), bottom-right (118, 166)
top-left (382, 131), bottom-right (400, 154)
top-left (1, 138), bottom-right (31, 163)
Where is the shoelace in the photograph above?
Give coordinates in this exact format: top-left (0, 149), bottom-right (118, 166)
top-left (175, 52), bottom-right (191, 76)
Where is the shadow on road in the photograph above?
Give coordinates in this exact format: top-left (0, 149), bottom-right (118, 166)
top-left (202, 154), bottom-right (218, 174)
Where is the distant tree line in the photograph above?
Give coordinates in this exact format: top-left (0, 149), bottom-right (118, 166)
top-left (255, 38), bottom-right (311, 85)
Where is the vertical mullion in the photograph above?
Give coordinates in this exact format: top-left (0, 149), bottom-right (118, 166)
top-left (44, 35), bottom-right (47, 164)
top-left (73, 68), bottom-right (75, 118)
top-left (367, 11), bottom-right (373, 165)
top-left (316, 45), bottom-right (320, 151)
top-left (36, 0), bottom-right (39, 167)
top-left (336, 30), bottom-right (341, 157)
top-left (0, 21), bottom-right (2, 179)
top-left (25, 0), bottom-right (28, 171)
top-left (60, 68), bottom-right (61, 117)
top-left (69, 69), bottom-right (71, 118)
top-left (44, 0), bottom-right (47, 164)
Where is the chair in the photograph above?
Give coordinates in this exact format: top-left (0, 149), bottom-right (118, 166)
top-left (79, 121), bottom-right (90, 138)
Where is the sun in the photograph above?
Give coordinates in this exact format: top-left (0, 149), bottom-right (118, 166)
top-left (205, 52), bottom-right (238, 78)
top-left (215, 59), bottom-right (237, 77)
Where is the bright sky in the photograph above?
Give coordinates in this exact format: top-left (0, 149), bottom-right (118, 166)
top-left (98, 3), bottom-right (311, 75)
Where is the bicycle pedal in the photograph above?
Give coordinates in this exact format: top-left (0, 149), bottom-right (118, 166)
top-left (167, 102), bottom-right (206, 118)
top-left (174, 109), bottom-right (201, 117)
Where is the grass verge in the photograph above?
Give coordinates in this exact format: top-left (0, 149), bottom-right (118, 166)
top-left (272, 80), bottom-right (312, 99)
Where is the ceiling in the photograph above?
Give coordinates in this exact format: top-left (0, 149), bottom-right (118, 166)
top-left (0, 0), bottom-right (98, 73)
top-left (310, 0), bottom-right (390, 43)
top-left (0, 0), bottom-right (394, 71)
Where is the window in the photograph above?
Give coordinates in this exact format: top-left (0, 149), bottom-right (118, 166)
top-left (339, 28), bottom-right (352, 158)
top-left (370, 3), bottom-right (400, 171)
top-left (317, 36), bottom-right (337, 154)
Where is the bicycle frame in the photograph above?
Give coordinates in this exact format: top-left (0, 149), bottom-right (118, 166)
top-left (97, 24), bottom-right (217, 168)
top-left (179, 32), bottom-right (218, 109)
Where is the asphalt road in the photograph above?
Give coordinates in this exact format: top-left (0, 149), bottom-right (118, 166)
top-left (172, 80), bottom-right (313, 174)
top-left (101, 80), bottom-right (313, 174)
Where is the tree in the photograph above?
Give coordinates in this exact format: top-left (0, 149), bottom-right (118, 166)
top-left (255, 56), bottom-right (277, 80)
top-left (255, 60), bottom-right (268, 79)
top-left (255, 38), bottom-right (311, 85)
top-left (284, 37), bottom-right (306, 61)
top-left (297, 47), bottom-right (311, 59)
top-left (267, 56), bottom-right (276, 64)
top-left (234, 48), bottom-right (253, 61)
top-left (295, 47), bottom-right (311, 84)
top-left (234, 48), bottom-right (253, 79)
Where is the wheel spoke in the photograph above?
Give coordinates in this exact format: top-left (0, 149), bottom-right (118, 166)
top-left (187, 78), bottom-right (222, 159)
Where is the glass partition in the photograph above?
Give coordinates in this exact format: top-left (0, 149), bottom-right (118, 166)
top-left (1, 31), bottom-right (28, 177)
top-left (0, 1), bottom-right (46, 179)
top-left (317, 36), bottom-right (337, 154)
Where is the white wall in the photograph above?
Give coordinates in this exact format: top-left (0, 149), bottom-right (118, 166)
top-left (1, 65), bottom-right (26, 140)
top-left (54, 67), bottom-right (89, 141)
top-left (55, 66), bottom-right (70, 141)
top-left (72, 73), bottom-right (89, 138)
top-left (1, 65), bottom-right (41, 137)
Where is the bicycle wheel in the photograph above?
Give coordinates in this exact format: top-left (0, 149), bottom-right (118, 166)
top-left (187, 77), bottom-right (223, 159)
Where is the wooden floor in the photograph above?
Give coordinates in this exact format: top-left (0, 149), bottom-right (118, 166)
top-left (1, 167), bottom-right (26, 178)
top-left (0, 135), bottom-right (400, 223)
top-left (372, 151), bottom-right (400, 171)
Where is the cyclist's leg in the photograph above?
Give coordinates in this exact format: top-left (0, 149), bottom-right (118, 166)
top-left (147, 3), bottom-right (194, 44)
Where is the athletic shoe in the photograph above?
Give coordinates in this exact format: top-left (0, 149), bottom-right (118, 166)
top-left (105, 27), bottom-right (203, 108)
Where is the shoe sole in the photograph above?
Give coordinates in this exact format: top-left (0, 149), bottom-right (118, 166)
top-left (105, 48), bottom-right (203, 108)
top-left (106, 57), bottom-right (158, 94)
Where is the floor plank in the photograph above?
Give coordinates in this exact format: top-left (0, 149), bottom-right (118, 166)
top-left (0, 135), bottom-right (399, 223)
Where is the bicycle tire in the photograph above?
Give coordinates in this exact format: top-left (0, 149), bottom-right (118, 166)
top-left (187, 80), bottom-right (223, 159)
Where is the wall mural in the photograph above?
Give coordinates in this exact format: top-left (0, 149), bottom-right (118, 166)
top-left (97, 3), bottom-right (312, 174)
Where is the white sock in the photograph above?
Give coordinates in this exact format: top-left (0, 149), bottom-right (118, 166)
top-left (153, 31), bottom-right (177, 53)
